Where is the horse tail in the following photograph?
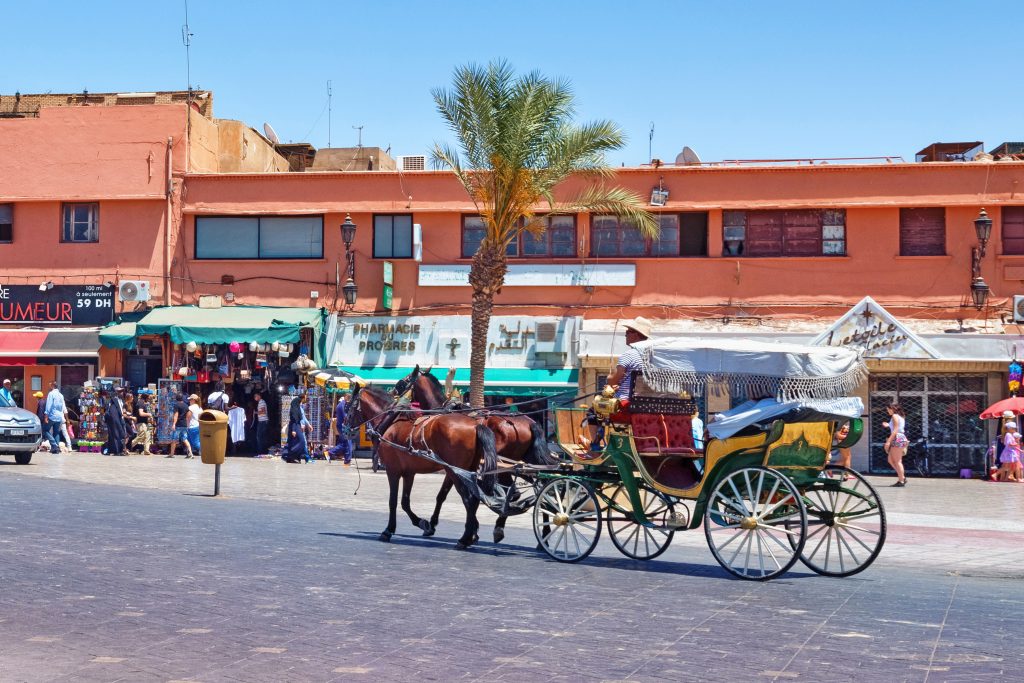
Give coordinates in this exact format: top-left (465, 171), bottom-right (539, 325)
top-left (527, 419), bottom-right (558, 466)
top-left (475, 423), bottom-right (498, 496)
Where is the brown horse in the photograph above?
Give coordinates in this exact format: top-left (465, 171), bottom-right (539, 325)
top-left (394, 366), bottom-right (558, 542)
top-left (347, 383), bottom-right (497, 550)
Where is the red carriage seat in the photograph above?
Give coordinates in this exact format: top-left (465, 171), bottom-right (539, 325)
top-left (630, 413), bottom-right (699, 455)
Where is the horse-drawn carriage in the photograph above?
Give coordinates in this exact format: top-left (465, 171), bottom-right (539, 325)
top-left (349, 338), bottom-right (887, 581)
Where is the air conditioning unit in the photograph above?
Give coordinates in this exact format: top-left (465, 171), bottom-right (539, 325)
top-left (1014, 295), bottom-right (1024, 323)
top-left (398, 155), bottom-right (426, 171)
top-left (118, 280), bottom-right (151, 302)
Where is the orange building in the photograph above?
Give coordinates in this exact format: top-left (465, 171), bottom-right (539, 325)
top-left (3, 94), bottom-right (1023, 472)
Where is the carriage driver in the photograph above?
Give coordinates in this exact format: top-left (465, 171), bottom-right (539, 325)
top-left (606, 317), bottom-right (653, 401)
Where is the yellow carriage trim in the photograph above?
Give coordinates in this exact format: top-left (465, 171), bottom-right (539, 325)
top-left (763, 422), bottom-right (834, 470)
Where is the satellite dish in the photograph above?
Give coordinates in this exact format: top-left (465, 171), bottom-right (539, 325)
top-left (675, 146), bottom-right (702, 165)
top-left (263, 122), bottom-right (281, 145)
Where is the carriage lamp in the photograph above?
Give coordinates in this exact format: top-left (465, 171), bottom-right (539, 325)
top-left (593, 385), bottom-right (619, 419)
top-left (969, 208), bottom-right (992, 310)
top-left (340, 214), bottom-right (358, 308)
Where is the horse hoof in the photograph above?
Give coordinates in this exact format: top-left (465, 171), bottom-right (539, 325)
top-left (418, 519), bottom-right (432, 532)
top-left (454, 541), bottom-right (468, 550)
top-left (379, 531), bottom-right (392, 542)
top-left (493, 528), bottom-right (505, 544)
top-left (422, 526), bottom-right (436, 538)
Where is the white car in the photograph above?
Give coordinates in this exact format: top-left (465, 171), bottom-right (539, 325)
top-left (0, 406), bottom-right (43, 465)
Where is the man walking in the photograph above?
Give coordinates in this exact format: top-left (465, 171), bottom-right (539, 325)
top-left (43, 381), bottom-right (66, 454)
top-left (326, 392), bottom-right (353, 465)
top-left (253, 391), bottom-right (269, 455)
top-left (167, 393), bottom-right (193, 459)
top-left (0, 379), bottom-right (16, 407)
top-left (105, 388), bottom-right (128, 455)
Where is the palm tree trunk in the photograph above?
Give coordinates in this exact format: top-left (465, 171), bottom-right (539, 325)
top-left (468, 244), bottom-right (507, 408)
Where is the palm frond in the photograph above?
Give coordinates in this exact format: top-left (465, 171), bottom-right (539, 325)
top-left (562, 186), bottom-right (659, 239)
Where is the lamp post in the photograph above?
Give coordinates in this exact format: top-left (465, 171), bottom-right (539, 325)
top-left (340, 214), bottom-right (358, 307)
top-left (970, 208), bottom-right (992, 310)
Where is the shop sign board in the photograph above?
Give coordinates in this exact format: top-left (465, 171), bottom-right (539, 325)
top-left (0, 284), bottom-right (114, 325)
top-left (330, 315), bottom-right (579, 368)
top-left (812, 296), bottom-right (938, 359)
top-left (382, 283), bottom-right (393, 311)
top-left (418, 264), bottom-right (636, 287)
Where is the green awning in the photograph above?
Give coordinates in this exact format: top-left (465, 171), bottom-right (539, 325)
top-left (98, 322), bottom-right (138, 350)
top-left (100, 306), bottom-right (328, 365)
top-left (333, 366), bottom-right (578, 398)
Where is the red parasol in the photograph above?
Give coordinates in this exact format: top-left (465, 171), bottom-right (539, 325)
top-left (979, 396), bottom-right (1024, 419)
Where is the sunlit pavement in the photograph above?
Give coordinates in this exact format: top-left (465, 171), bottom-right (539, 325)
top-left (1, 451), bottom-right (1022, 682)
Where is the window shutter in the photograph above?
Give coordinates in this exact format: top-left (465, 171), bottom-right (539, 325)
top-left (1002, 207), bottom-right (1024, 256)
top-left (781, 210), bottom-right (822, 256)
top-left (745, 212), bottom-right (783, 256)
top-left (900, 208), bottom-right (945, 256)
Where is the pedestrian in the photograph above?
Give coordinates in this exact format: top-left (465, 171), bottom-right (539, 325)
top-left (503, 396), bottom-right (519, 414)
top-left (253, 391), bottom-right (269, 456)
top-left (691, 409), bottom-right (705, 451)
top-left (883, 403), bottom-right (909, 487)
top-left (166, 392), bottom-right (193, 458)
top-left (0, 378), bottom-right (16, 407)
top-left (607, 317), bottom-right (653, 401)
top-left (998, 421), bottom-right (1021, 482)
top-left (104, 388), bottom-right (128, 455)
top-left (42, 381), bottom-right (66, 454)
top-left (60, 406), bottom-right (74, 451)
top-left (207, 381), bottom-right (229, 412)
top-left (186, 394), bottom-right (202, 457)
top-left (833, 421), bottom-right (853, 477)
top-left (325, 393), bottom-right (353, 465)
top-left (281, 397), bottom-right (310, 463)
top-left (129, 394), bottom-right (154, 455)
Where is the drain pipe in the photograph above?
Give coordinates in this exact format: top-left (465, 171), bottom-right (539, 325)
top-left (165, 136), bottom-right (173, 306)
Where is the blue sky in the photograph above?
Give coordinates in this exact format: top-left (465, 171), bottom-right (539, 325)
top-left (6, 1), bottom-right (1022, 165)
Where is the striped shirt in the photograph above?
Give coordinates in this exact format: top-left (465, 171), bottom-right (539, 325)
top-left (614, 347), bottom-right (644, 399)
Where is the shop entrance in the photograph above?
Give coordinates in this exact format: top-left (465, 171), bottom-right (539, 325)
top-left (868, 374), bottom-right (988, 475)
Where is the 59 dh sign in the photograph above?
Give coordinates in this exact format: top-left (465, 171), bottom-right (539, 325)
top-left (0, 284), bottom-right (115, 325)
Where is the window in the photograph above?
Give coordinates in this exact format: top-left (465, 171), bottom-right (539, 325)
top-left (591, 213), bottom-right (708, 257)
top-left (373, 214), bottom-right (413, 259)
top-left (0, 204), bottom-right (11, 243)
top-left (520, 216), bottom-right (577, 257)
top-left (62, 203), bottom-right (99, 243)
top-left (195, 216), bottom-right (323, 259)
top-left (1002, 207), bottom-right (1024, 255)
top-left (462, 216), bottom-right (518, 258)
top-left (899, 207), bottom-right (945, 256)
top-left (722, 209), bottom-right (845, 257)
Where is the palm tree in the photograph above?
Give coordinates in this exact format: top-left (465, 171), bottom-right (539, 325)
top-left (433, 61), bottom-right (658, 407)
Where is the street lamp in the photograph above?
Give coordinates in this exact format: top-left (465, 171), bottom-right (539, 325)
top-left (969, 208), bottom-right (992, 311)
top-left (339, 214), bottom-right (358, 308)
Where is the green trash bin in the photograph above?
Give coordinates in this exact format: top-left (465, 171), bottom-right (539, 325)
top-left (198, 409), bottom-right (229, 465)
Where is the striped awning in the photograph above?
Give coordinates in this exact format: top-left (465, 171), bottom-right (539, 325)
top-left (0, 329), bottom-right (101, 365)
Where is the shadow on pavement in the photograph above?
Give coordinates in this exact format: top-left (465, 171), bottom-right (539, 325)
top-left (316, 530), bottom-right (811, 581)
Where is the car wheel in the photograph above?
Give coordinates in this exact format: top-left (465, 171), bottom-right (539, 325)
top-left (14, 452), bottom-right (32, 465)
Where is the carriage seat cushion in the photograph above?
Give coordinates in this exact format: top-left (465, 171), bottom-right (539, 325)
top-left (631, 413), bottom-right (698, 454)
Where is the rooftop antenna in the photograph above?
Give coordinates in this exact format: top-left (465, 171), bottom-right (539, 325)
top-left (327, 80), bottom-right (332, 147)
top-left (181, 0), bottom-right (194, 97)
top-left (648, 122), bottom-right (655, 163)
top-left (353, 125), bottom-right (364, 149)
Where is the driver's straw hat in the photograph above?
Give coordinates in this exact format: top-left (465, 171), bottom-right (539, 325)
top-left (624, 316), bottom-right (653, 339)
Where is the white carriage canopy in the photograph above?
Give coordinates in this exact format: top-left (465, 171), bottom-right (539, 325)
top-left (635, 337), bottom-right (867, 402)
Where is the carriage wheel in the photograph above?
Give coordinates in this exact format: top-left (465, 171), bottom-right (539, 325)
top-left (790, 466), bottom-right (887, 577)
top-left (533, 478), bottom-right (602, 563)
top-left (704, 467), bottom-right (806, 581)
top-left (606, 484), bottom-right (677, 560)
top-left (483, 472), bottom-right (538, 517)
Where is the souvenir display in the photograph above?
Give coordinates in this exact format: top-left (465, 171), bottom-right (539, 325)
top-left (76, 384), bottom-right (107, 452)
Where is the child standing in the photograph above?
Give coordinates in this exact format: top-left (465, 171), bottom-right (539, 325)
top-left (999, 421), bottom-right (1021, 482)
